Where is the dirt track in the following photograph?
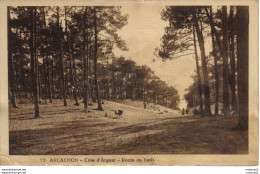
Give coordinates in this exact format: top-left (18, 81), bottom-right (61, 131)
top-left (9, 99), bottom-right (248, 155)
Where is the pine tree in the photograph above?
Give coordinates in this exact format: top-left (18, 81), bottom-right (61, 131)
top-left (29, 7), bottom-right (40, 118)
top-left (236, 6), bottom-right (249, 130)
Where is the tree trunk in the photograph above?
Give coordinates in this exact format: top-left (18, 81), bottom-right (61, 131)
top-left (221, 6), bottom-right (230, 117)
top-left (9, 48), bottom-right (18, 106)
top-left (93, 7), bottom-right (103, 110)
top-left (206, 7), bottom-right (237, 115)
top-left (46, 51), bottom-right (52, 103)
top-left (18, 29), bottom-right (27, 98)
top-left (192, 9), bottom-right (211, 116)
top-left (51, 58), bottom-right (55, 99)
top-left (37, 50), bottom-right (42, 100)
top-left (42, 45), bottom-right (47, 101)
top-left (206, 7), bottom-right (220, 116)
top-left (30, 7), bottom-right (40, 118)
top-left (8, 8), bottom-right (18, 108)
top-left (28, 74), bottom-right (34, 99)
top-left (229, 6), bottom-right (238, 114)
top-left (64, 54), bottom-right (69, 99)
top-left (72, 45), bottom-right (79, 103)
top-left (106, 55), bottom-right (110, 100)
top-left (14, 69), bottom-right (19, 98)
top-left (57, 7), bottom-right (67, 106)
top-left (131, 71), bottom-right (136, 100)
top-left (83, 7), bottom-right (89, 112)
top-left (236, 6), bottom-right (249, 130)
top-left (43, 8), bottom-right (52, 103)
top-left (192, 25), bottom-right (204, 116)
top-left (89, 46), bottom-right (93, 101)
top-left (65, 7), bottom-right (79, 106)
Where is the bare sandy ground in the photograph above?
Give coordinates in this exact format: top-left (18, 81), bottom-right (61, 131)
top-left (9, 99), bottom-right (248, 155)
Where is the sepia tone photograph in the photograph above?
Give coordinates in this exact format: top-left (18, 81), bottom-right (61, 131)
top-left (1, 0), bottom-right (258, 166)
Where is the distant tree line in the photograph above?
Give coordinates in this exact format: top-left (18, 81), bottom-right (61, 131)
top-left (100, 57), bottom-right (180, 108)
top-left (8, 6), bottom-right (180, 118)
top-left (156, 6), bottom-right (248, 130)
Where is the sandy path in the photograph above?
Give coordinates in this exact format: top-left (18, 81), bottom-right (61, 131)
top-left (9, 99), bottom-right (247, 155)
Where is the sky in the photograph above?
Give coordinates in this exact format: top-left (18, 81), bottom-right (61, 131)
top-left (114, 4), bottom-right (196, 109)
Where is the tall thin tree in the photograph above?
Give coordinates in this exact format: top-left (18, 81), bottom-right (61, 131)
top-left (30, 7), bottom-right (40, 118)
top-left (192, 25), bottom-right (204, 116)
top-left (236, 6), bottom-right (249, 130)
top-left (192, 8), bottom-right (211, 116)
top-left (65, 7), bottom-right (79, 106)
top-left (229, 6), bottom-right (238, 114)
top-left (205, 7), bottom-right (220, 115)
top-left (83, 7), bottom-right (89, 112)
top-left (93, 7), bottom-right (103, 110)
top-left (221, 6), bottom-right (230, 117)
top-left (8, 8), bottom-right (18, 108)
top-left (57, 6), bottom-right (67, 106)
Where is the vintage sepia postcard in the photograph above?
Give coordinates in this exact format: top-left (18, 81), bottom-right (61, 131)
top-left (0, 0), bottom-right (258, 166)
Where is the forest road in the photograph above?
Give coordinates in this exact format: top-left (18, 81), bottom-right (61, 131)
top-left (9, 99), bottom-right (247, 155)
